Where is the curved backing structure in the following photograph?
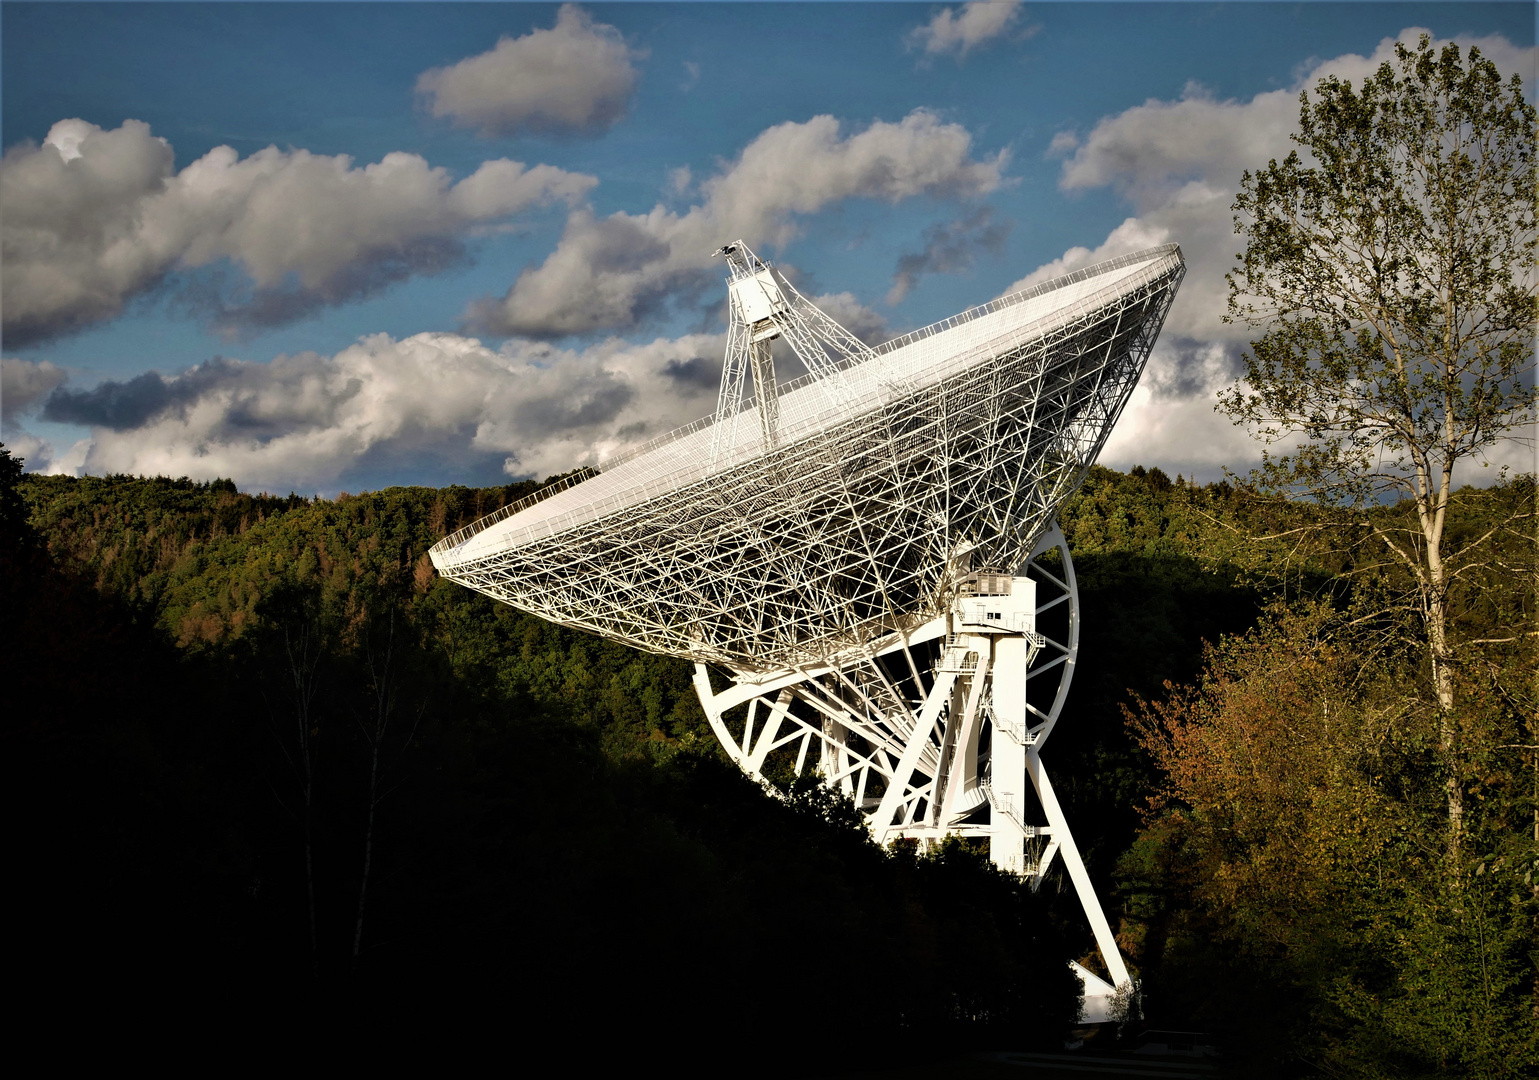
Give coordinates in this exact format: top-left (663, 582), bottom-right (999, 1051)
top-left (432, 242), bottom-right (1186, 1017)
top-left (433, 244), bottom-right (1184, 674)
top-left (691, 523), bottom-right (1134, 1011)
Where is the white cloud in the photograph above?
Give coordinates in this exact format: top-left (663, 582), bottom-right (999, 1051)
top-left (1046, 131), bottom-right (1078, 156)
top-left (1097, 340), bottom-right (1266, 480)
top-left (473, 109), bottom-right (1009, 337)
top-left (1009, 28), bottom-right (1537, 478)
top-left (45, 438), bottom-right (92, 477)
top-left (6, 432), bottom-right (91, 477)
top-left (2, 357), bottom-right (67, 423)
top-left (416, 5), bottom-right (641, 137)
top-left (907, 1), bottom-right (1029, 60)
top-left (3, 431), bottom-right (52, 469)
top-left (40, 330), bottom-right (728, 493)
top-left (1019, 28), bottom-right (1537, 344)
top-left (0, 119), bottom-right (596, 343)
top-left (809, 292), bottom-right (889, 346)
top-left (0, 357), bottom-right (86, 474)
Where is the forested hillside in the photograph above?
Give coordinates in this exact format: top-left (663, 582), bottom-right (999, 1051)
top-left (7, 448), bottom-right (1533, 1074)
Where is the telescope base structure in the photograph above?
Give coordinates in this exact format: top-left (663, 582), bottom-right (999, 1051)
top-left (692, 523), bottom-right (1132, 1018)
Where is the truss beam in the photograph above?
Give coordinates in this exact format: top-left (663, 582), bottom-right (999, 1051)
top-left (432, 246), bottom-right (1185, 675)
top-left (691, 523), bottom-right (1133, 998)
top-left (432, 243), bottom-right (1187, 1017)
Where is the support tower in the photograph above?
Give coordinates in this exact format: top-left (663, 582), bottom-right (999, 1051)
top-left (430, 240), bottom-right (1185, 1019)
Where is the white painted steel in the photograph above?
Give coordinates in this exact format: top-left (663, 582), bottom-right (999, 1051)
top-left (431, 243), bottom-right (1184, 675)
top-left (688, 525), bottom-right (1134, 1002)
top-left (431, 242), bottom-right (1185, 1007)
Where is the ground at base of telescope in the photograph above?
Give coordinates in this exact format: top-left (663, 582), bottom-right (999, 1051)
top-left (810, 1053), bottom-right (1217, 1080)
top-left (805, 1028), bottom-right (1222, 1080)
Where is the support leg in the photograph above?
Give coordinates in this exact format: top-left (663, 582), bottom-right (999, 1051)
top-left (872, 667), bottom-right (958, 846)
top-left (1026, 747), bottom-right (1130, 988)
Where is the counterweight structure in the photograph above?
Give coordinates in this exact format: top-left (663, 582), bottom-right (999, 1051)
top-left (431, 241), bottom-right (1185, 1018)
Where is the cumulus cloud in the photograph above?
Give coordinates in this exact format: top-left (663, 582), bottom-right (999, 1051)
top-left (33, 330), bottom-right (728, 492)
top-left (0, 119), bottom-right (596, 344)
top-left (471, 109), bottom-right (1009, 337)
top-left (1097, 345), bottom-right (1265, 479)
top-left (1011, 27), bottom-right (1537, 480)
top-left (4, 431), bottom-right (90, 476)
top-left (1, 356), bottom-right (85, 475)
top-left (907, 1), bottom-right (1031, 61)
top-left (888, 206), bottom-right (1011, 304)
top-left (810, 292), bottom-right (890, 346)
top-left (1097, 337), bottom-right (1528, 486)
top-left (2, 357), bottom-right (67, 423)
top-left (416, 5), bottom-right (641, 137)
top-left (1016, 28), bottom-right (1537, 345)
top-left (1003, 215), bottom-right (1182, 305)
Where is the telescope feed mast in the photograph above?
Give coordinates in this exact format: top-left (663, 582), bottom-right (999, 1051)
top-left (709, 240), bottom-right (877, 464)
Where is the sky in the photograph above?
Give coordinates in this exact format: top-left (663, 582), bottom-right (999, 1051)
top-left (1, 1), bottom-right (1534, 495)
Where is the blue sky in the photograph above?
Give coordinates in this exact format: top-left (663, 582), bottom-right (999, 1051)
top-left (2, 2), bottom-right (1533, 493)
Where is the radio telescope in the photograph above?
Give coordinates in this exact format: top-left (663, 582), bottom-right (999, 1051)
top-left (432, 240), bottom-right (1185, 1017)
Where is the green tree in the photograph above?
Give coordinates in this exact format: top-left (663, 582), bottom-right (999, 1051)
top-left (1222, 36), bottom-right (1537, 853)
top-left (1123, 596), bottom-right (1538, 1076)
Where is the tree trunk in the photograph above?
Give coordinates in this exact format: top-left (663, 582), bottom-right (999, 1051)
top-left (353, 609), bottom-right (394, 970)
top-left (281, 622), bottom-right (323, 982)
top-left (1418, 423), bottom-right (1460, 863)
top-left (352, 734), bottom-right (380, 968)
top-left (1420, 470), bottom-right (1460, 863)
top-left (1427, 598), bottom-right (1463, 864)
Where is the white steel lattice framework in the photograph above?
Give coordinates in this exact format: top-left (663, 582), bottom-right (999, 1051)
top-left (431, 241), bottom-right (1185, 1015)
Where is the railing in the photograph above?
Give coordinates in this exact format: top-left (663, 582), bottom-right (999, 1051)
top-left (432, 468), bottom-right (598, 553)
top-left (430, 244), bottom-right (1184, 561)
top-left (598, 243), bottom-right (1182, 478)
top-left (993, 709), bottom-right (1028, 745)
top-left (982, 784), bottom-right (1047, 836)
top-left (869, 244), bottom-right (1181, 361)
top-left (939, 644), bottom-right (980, 674)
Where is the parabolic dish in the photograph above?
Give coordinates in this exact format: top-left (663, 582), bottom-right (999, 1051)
top-left (431, 244), bottom-right (1185, 672)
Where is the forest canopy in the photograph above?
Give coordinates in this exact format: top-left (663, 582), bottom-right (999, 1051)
top-left (7, 447), bottom-right (1533, 1072)
top-left (6, 43), bottom-right (1535, 1070)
